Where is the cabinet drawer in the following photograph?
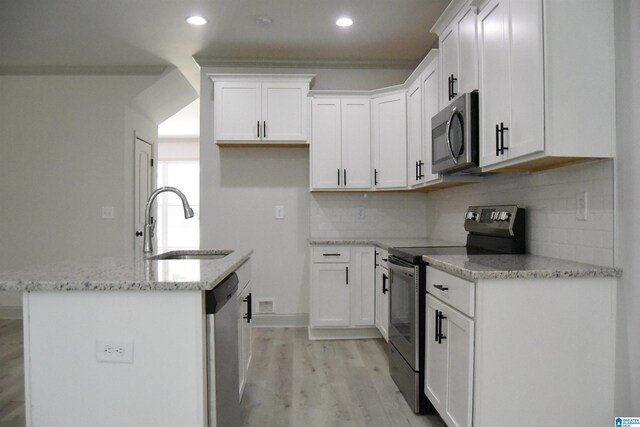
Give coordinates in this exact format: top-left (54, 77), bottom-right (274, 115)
top-left (426, 266), bottom-right (475, 317)
top-left (312, 247), bottom-right (350, 263)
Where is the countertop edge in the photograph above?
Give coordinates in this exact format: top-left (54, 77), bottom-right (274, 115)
top-left (0, 250), bottom-right (254, 292)
top-left (424, 256), bottom-right (622, 281)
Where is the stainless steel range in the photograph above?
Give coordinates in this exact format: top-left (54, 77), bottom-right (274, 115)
top-left (387, 205), bottom-right (525, 413)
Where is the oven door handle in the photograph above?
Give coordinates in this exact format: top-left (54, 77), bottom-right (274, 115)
top-left (388, 257), bottom-right (415, 278)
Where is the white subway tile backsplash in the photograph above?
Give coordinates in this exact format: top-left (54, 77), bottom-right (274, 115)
top-left (310, 192), bottom-right (428, 238)
top-left (424, 159), bottom-right (614, 267)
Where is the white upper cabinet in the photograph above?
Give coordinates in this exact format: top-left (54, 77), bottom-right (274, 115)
top-left (211, 75), bottom-right (314, 144)
top-left (372, 91), bottom-right (408, 189)
top-left (310, 96), bottom-right (371, 190)
top-left (477, 0), bottom-right (614, 171)
top-left (435, 3), bottom-right (478, 106)
top-left (407, 51), bottom-right (440, 187)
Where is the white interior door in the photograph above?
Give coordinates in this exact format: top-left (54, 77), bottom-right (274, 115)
top-left (134, 136), bottom-right (153, 251)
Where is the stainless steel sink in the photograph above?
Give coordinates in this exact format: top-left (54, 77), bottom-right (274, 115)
top-left (147, 250), bottom-right (233, 261)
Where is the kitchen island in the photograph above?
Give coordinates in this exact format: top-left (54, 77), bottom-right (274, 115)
top-left (0, 249), bottom-right (252, 427)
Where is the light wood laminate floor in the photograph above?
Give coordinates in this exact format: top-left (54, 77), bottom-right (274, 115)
top-left (0, 320), bottom-right (25, 427)
top-left (0, 321), bottom-right (445, 427)
top-left (242, 327), bottom-right (446, 427)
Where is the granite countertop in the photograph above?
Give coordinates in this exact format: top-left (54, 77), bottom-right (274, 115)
top-left (0, 249), bottom-right (253, 292)
top-left (423, 254), bottom-right (622, 281)
top-left (309, 237), bottom-right (461, 251)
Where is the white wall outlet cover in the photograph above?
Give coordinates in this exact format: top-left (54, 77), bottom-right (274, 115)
top-left (576, 192), bottom-right (588, 221)
top-left (101, 206), bottom-right (115, 219)
top-left (96, 339), bottom-right (134, 364)
top-left (275, 205), bottom-right (284, 220)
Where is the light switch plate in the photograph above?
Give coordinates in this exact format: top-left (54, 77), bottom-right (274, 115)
top-left (275, 205), bottom-right (284, 220)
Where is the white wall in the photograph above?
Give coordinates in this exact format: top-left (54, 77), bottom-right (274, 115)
top-left (0, 75), bottom-right (159, 308)
top-left (425, 160), bottom-right (614, 266)
top-left (310, 192), bottom-right (428, 238)
top-left (614, 0), bottom-right (640, 414)
top-left (199, 66), bottom-right (411, 322)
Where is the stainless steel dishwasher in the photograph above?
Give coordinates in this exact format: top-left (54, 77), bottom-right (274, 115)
top-left (205, 272), bottom-right (240, 427)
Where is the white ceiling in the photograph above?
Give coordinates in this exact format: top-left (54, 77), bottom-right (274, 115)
top-left (0, 0), bottom-right (449, 71)
top-left (2, 0), bottom-right (450, 135)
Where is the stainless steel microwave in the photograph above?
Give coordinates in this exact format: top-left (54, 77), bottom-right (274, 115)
top-left (431, 91), bottom-right (479, 174)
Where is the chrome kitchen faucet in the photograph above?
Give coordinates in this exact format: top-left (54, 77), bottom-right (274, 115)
top-left (143, 186), bottom-right (194, 253)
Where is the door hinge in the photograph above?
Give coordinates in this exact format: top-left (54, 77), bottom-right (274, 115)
top-left (150, 158), bottom-right (154, 167)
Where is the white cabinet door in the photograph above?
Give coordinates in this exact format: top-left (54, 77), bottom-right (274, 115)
top-left (350, 247), bottom-right (375, 326)
top-left (375, 250), bottom-right (389, 340)
top-left (372, 92), bottom-right (407, 189)
top-left (507, 0), bottom-right (544, 160)
top-left (341, 98), bottom-right (371, 189)
top-left (421, 59), bottom-right (440, 183)
top-left (214, 82), bottom-right (262, 141)
top-left (238, 282), bottom-right (252, 399)
top-left (407, 79), bottom-right (423, 187)
top-left (262, 82), bottom-right (308, 141)
top-left (440, 22), bottom-right (459, 106)
top-left (425, 296), bottom-right (447, 410)
top-left (311, 98), bottom-right (342, 189)
top-left (444, 302), bottom-right (474, 427)
top-left (311, 263), bottom-right (350, 327)
top-left (426, 295), bottom-right (474, 427)
top-left (457, 7), bottom-right (479, 95)
top-left (478, 0), bottom-right (511, 168)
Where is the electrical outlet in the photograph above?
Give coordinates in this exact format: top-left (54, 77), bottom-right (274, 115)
top-left (576, 192), bottom-right (588, 221)
top-left (96, 340), bottom-right (134, 364)
top-left (275, 205), bottom-right (284, 220)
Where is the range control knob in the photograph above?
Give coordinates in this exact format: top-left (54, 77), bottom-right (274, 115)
top-left (499, 211), bottom-right (511, 221)
top-left (465, 211), bottom-right (478, 221)
top-left (490, 211), bottom-right (499, 221)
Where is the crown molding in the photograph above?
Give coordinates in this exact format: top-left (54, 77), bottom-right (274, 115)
top-left (193, 56), bottom-right (417, 70)
top-left (430, 0), bottom-right (471, 36)
top-left (0, 65), bottom-right (167, 76)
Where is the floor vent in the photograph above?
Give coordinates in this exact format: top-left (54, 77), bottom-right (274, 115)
top-left (256, 298), bottom-right (276, 314)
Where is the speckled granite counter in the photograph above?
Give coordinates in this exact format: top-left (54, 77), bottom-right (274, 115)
top-left (309, 237), bottom-right (460, 251)
top-left (0, 249), bottom-right (253, 292)
top-left (423, 254), bottom-right (621, 281)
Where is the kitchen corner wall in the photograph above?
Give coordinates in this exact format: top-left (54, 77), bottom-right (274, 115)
top-left (199, 66), bottom-right (412, 324)
top-left (310, 192), bottom-right (428, 238)
top-left (0, 75), bottom-right (159, 310)
top-left (425, 159), bottom-right (614, 266)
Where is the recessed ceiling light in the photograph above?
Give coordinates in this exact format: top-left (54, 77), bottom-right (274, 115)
top-left (336, 17), bottom-right (353, 27)
top-left (186, 16), bottom-right (207, 26)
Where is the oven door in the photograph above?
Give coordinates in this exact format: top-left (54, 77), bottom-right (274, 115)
top-left (388, 255), bottom-right (419, 370)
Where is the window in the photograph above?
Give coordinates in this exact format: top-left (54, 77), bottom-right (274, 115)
top-left (156, 161), bottom-right (199, 251)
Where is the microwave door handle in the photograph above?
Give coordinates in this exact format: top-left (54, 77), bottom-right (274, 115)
top-left (446, 107), bottom-right (459, 164)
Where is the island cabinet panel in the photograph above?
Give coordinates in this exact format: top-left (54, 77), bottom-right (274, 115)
top-left (23, 291), bottom-right (207, 427)
top-left (237, 258), bottom-right (252, 399)
top-left (374, 248), bottom-right (390, 341)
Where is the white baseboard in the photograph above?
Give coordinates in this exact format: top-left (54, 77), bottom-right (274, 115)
top-left (0, 306), bottom-right (23, 319)
top-left (308, 326), bottom-right (382, 341)
top-left (252, 313), bottom-right (309, 328)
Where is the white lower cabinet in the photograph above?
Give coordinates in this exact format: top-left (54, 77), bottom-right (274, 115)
top-left (374, 249), bottom-right (390, 341)
top-left (426, 295), bottom-right (474, 427)
top-left (424, 265), bottom-right (617, 426)
top-left (237, 261), bottom-right (252, 399)
top-left (310, 246), bottom-right (377, 338)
